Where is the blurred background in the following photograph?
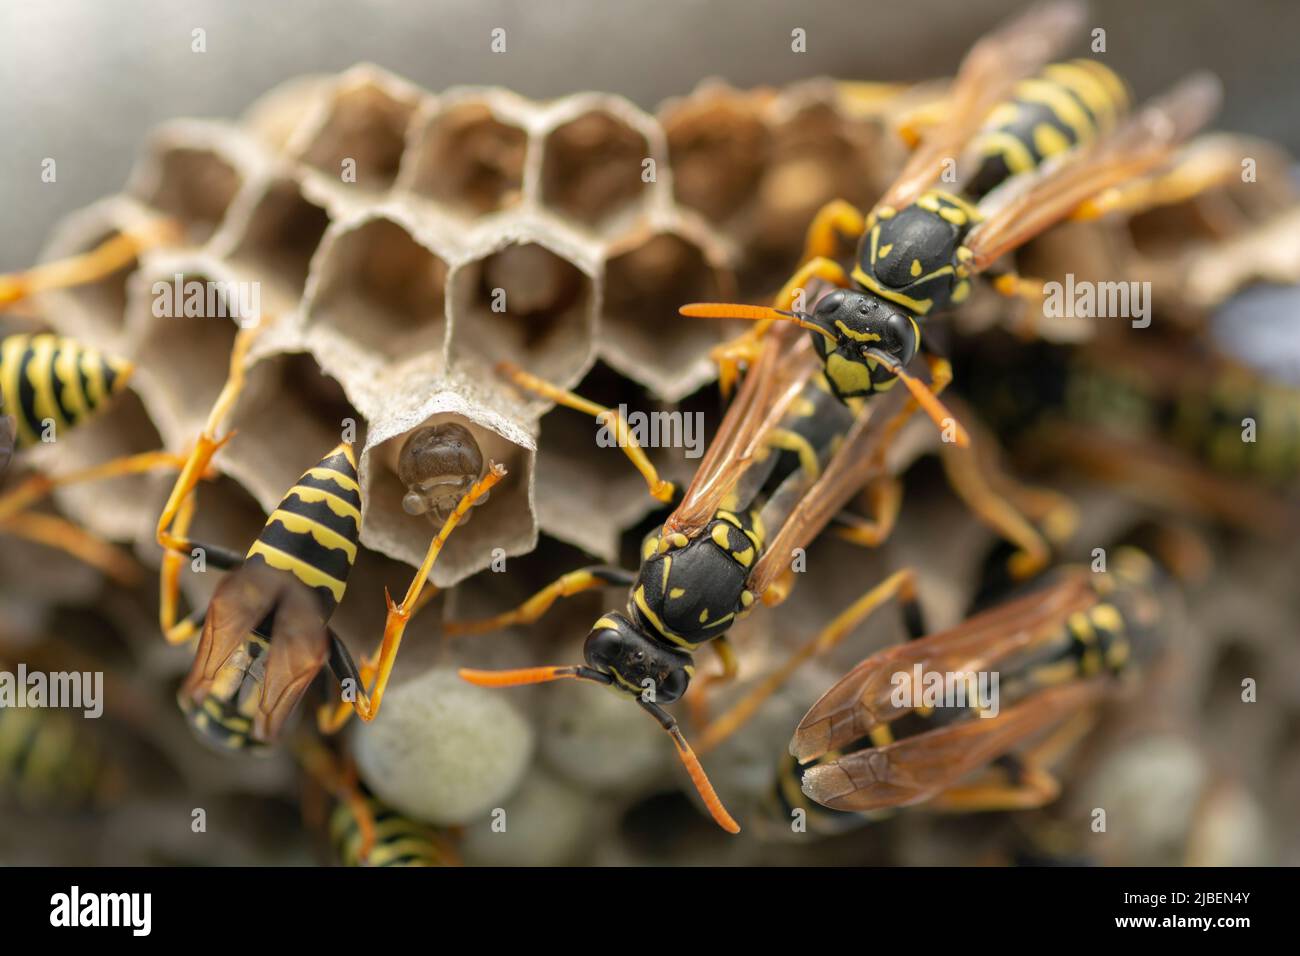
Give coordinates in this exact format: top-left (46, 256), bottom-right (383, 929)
top-left (4, 0), bottom-right (1300, 266)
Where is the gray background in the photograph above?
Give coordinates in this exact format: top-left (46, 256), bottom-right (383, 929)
top-left (3, 0), bottom-right (1297, 266)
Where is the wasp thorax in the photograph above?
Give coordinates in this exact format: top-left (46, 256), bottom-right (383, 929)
top-left (397, 422), bottom-right (487, 524)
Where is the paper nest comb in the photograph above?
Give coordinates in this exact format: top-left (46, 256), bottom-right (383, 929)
top-left (29, 65), bottom-right (922, 598)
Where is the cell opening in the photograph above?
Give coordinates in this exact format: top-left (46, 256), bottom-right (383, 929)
top-left (406, 101), bottom-right (528, 216)
top-left (663, 95), bottom-right (770, 225)
top-left (601, 232), bottom-right (731, 394)
top-left (298, 83), bottom-right (415, 191)
top-left (139, 146), bottom-right (242, 245)
top-left (449, 242), bottom-right (592, 386)
top-left (540, 111), bottom-right (651, 228)
top-left (362, 413), bottom-right (535, 588)
top-left (227, 179), bottom-right (331, 306)
top-left (305, 218), bottom-right (448, 364)
top-left (224, 352), bottom-right (364, 510)
top-left (131, 271), bottom-right (241, 445)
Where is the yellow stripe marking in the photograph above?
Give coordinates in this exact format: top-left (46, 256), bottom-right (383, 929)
top-left (289, 484), bottom-right (362, 523)
top-left (246, 541), bottom-right (347, 601)
top-left (266, 509), bottom-right (359, 560)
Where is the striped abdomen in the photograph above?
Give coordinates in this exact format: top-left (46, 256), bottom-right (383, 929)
top-left (330, 794), bottom-right (453, 867)
top-left (0, 333), bottom-right (133, 449)
top-left (0, 706), bottom-right (107, 809)
top-left (965, 59), bottom-right (1130, 200)
top-left (245, 442), bottom-right (361, 618)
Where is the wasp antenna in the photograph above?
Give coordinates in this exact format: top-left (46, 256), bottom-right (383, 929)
top-left (458, 665), bottom-right (611, 688)
top-left (680, 303), bottom-right (835, 343)
top-left (639, 698), bottom-right (741, 834)
top-left (868, 351), bottom-right (970, 448)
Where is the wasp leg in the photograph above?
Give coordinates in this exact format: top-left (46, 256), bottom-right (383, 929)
top-left (0, 218), bottom-right (181, 308)
top-left (155, 328), bottom-right (257, 626)
top-left (685, 635), bottom-right (739, 729)
top-left (0, 511), bottom-right (142, 585)
top-left (698, 568), bottom-right (918, 753)
top-left (157, 483), bottom-right (246, 640)
top-left (338, 464), bottom-right (506, 728)
top-left (893, 93), bottom-right (951, 149)
top-left (926, 765), bottom-right (1062, 812)
top-left (711, 257), bottom-right (853, 398)
top-left (444, 565), bottom-right (636, 638)
top-left (294, 736), bottom-right (377, 864)
top-left (497, 361), bottom-right (674, 504)
top-left (799, 200), bottom-right (867, 265)
top-left (829, 475), bottom-right (904, 548)
top-left (0, 450), bottom-right (190, 524)
top-left (939, 432), bottom-right (1059, 581)
top-left (1071, 141), bottom-right (1245, 223)
top-left (164, 606), bottom-right (208, 646)
top-left (928, 708), bottom-right (1096, 812)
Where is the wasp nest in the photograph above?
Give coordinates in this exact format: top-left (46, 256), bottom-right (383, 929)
top-left (29, 64), bottom-right (919, 591)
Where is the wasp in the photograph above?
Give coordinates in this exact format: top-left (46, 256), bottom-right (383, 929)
top-left (681, 1), bottom-right (1227, 430)
top-left (0, 219), bottom-right (189, 577)
top-left (956, 329), bottom-right (1300, 532)
top-left (453, 315), bottom-right (951, 832)
top-left (296, 735), bottom-right (458, 867)
top-left (787, 531), bottom-right (1184, 819)
top-left (153, 333), bottom-right (504, 748)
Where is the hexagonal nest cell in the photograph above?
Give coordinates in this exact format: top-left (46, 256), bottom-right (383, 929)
top-left (224, 177), bottom-right (331, 310)
top-left (541, 110), bottom-right (653, 229)
top-left (600, 229), bottom-right (732, 398)
top-left (360, 412), bottom-right (536, 587)
top-left (127, 267), bottom-right (242, 448)
top-left (662, 87), bottom-right (773, 226)
top-left (295, 77), bottom-right (418, 191)
top-left (404, 100), bottom-right (529, 217)
top-left (448, 240), bottom-right (593, 388)
top-left (304, 215), bottom-right (448, 365)
top-left (221, 351), bottom-right (364, 513)
top-left (133, 143), bottom-right (243, 246)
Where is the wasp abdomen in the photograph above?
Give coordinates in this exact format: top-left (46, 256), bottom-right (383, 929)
top-left (965, 58), bottom-right (1130, 201)
top-left (0, 333), bottom-right (133, 449)
top-left (244, 442), bottom-right (362, 617)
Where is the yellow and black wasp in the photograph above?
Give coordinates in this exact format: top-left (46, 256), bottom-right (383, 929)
top-left (955, 328), bottom-right (1300, 532)
top-left (786, 530), bottom-right (1182, 819)
top-left (153, 332), bottom-right (504, 748)
top-left (295, 735), bottom-right (458, 867)
top-left (681, 1), bottom-right (1225, 434)
top-left (454, 317), bottom-right (940, 833)
top-left (0, 221), bottom-right (189, 577)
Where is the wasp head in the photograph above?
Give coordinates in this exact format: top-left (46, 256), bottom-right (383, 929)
top-left (806, 288), bottom-right (919, 400)
top-left (583, 612), bottom-right (692, 703)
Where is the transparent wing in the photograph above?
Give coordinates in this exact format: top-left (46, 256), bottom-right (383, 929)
top-left (664, 325), bottom-right (820, 537)
top-left (178, 564), bottom-right (328, 746)
top-left (799, 678), bottom-right (1109, 812)
top-left (745, 371), bottom-right (919, 598)
top-left (875, 0), bottom-right (1086, 213)
top-left (790, 570), bottom-right (1096, 761)
top-left (964, 71), bottom-right (1223, 271)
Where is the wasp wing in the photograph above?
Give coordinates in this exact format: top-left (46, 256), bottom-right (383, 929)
top-left (745, 365), bottom-right (922, 598)
top-left (799, 678), bottom-right (1109, 812)
top-left (964, 72), bottom-right (1223, 272)
top-left (256, 572), bottom-right (330, 744)
top-left (790, 570), bottom-right (1096, 761)
top-left (178, 564), bottom-right (328, 746)
top-left (874, 0), bottom-right (1086, 213)
top-left (664, 324), bottom-right (820, 537)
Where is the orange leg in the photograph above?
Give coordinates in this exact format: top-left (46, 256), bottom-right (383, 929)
top-left (319, 464), bottom-right (507, 733)
top-left (0, 218), bottom-right (181, 307)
